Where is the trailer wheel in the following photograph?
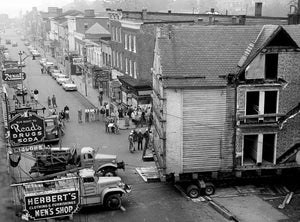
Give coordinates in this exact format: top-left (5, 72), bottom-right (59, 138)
top-left (104, 194), bottom-right (122, 210)
top-left (186, 185), bottom-right (200, 198)
top-left (204, 182), bottom-right (215, 196)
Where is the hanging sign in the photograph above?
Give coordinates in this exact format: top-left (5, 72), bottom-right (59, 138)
top-left (9, 112), bottom-right (45, 146)
top-left (24, 190), bottom-right (79, 220)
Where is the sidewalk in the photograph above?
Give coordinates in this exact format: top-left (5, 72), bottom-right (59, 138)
top-left (35, 45), bottom-right (136, 130)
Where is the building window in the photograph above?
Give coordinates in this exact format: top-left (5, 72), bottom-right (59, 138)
top-left (265, 53), bottom-right (278, 79)
top-left (133, 61), bottom-right (137, 78)
top-left (129, 59), bottom-right (132, 76)
top-left (128, 35), bottom-right (132, 51)
top-left (84, 23), bottom-right (88, 30)
top-left (125, 57), bottom-right (128, 74)
top-left (125, 33), bottom-right (128, 49)
top-left (243, 133), bottom-right (276, 165)
top-left (245, 90), bottom-right (278, 123)
top-left (116, 52), bottom-right (119, 68)
top-left (119, 28), bottom-right (122, 43)
top-left (119, 52), bottom-right (122, 70)
top-left (133, 35), bottom-right (136, 52)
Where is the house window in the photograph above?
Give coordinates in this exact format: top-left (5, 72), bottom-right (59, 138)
top-left (243, 133), bottom-right (276, 165)
top-left (245, 90), bottom-right (278, 123)
top-left (119, 53), bottom-right (122, 70)
top-left (125, 33), bottom-right (128, 49)
top-left (125, 57), bottom-right (128, 74)
top-left (84, 23), bottom-right (88, 30)
top-left (265, 53), bottom-right (278, 79)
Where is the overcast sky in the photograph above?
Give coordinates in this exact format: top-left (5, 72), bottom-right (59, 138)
top-left (0, 0), bottom-right (74, 18)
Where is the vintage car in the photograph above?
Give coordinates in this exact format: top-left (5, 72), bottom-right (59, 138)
top-left (62, 80), bottom-right (77, 91)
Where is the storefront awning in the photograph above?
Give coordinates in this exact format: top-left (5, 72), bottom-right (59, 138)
top-left (117, 75), bottom-right (152, 90)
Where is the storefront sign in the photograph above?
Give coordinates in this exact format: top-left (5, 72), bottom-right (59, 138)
top-left (12, 144), bottom-right (45, 154)
top-left (72, 57), bottom-right (83, 65)
top-left (122, 91), bottom-right (127, 105)
top-left (2, 71), bottom-right (26, 81)
top-left (9, 112), bottom-right (45, 146)
top-left (95, 70), bottom-right (110, 82)
top-left (138, 90), bottom-right (152, 96)
top-left (25, 190), bottom-right (79, 220)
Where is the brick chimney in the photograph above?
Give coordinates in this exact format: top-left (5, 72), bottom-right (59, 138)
top-left (255, 2), bottom-right (262, 17)
top-left (84, 9), bottom-right (95, 17)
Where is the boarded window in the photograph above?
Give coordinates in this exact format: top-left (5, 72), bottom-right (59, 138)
top-left (265, 54), bottom-right (278, 79)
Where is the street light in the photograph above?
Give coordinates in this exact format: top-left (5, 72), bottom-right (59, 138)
top-left (18, 51), bottom-right (31, 105)
top-left (18, 51), bottom-right (25, 105)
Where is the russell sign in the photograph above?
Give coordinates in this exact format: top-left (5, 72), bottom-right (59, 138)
top-left (9, 112), bottom-right (45, 146)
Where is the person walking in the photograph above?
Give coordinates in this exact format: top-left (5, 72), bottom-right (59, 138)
top-left (142, 129), bottom-right (150, 157)
top-left (64, 105), bottom-right (70, 121)
top-left (41, 67), bottom-right (44, 74)
top-left (47, 96), bottom-right (51, 108)
top-left (52, 95), bottom-right (57, 108)
top-left (105, 117), bottom-right (110, 133)
top-left (137, 130), bottom-right (143, 151)
top-left (128, 131), bottom-right (135, 152)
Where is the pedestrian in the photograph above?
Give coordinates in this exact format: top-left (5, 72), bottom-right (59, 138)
top-left (41, 67), bottom-right (44, 74)
top-left (128, 131), bottom-right (135, 152)
top-left (58, 110), bottom-right (65, 127)
top-left (137, 130), bottom-right (143, 151)
top-left (98, 92), bottom-right (103, 106)
top-left (64, 105), bottom-right (70, 121)
top-left (47, 96), bottom-right (51, 107)
top-left (105, 117), bottom-right (110, 133)
top-left (52, 95), bottom-right (57, 108)
top-left (105, 102), bottom-right (109, 117)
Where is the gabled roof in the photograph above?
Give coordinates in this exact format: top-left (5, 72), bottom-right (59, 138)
top-left (86, 22), bottom-right (110, 35)
top-left (158, 25), bottom-right (262, 88)
top-left (158, 24), bottom-right (300, 88)
top-left (237, 25), bottom-right (300, 75)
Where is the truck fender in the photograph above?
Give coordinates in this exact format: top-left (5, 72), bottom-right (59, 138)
top-left (101, 187), bottom-right (125, 202)
top-left (97, 163), bottom-right (117, 172)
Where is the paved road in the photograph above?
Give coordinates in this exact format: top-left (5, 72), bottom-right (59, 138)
top-left (0, 29), bottom-right (228, 222)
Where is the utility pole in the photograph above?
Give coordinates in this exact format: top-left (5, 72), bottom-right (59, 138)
top-left (18, 51), bottom-right (25, 105)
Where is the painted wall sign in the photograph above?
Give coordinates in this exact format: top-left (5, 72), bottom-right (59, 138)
top-left (2, 71), bottom-right (26, 81)
top-left (9, 112), bottom-right (45, 146)
top-left (24, 190), bottom-right (79, 220)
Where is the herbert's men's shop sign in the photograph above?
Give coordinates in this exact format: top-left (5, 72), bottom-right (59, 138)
top-left (9, 112), bottom-right (45, 146)
top-left (25, 191), bottom-right (79, 220)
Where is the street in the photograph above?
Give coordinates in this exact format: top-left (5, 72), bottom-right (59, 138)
top-left (0, 29), bottom-right (229, 222)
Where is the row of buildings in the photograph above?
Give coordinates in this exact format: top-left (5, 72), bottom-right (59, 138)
top-left (23, 4), bottom-right (300, 179)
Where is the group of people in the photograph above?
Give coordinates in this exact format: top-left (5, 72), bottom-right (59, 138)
top-left (126, 105), bottom-right (153, 128)
top-left (47, 95), bottom-right (57, 108)
top-left (128, 129), bottom-right (151, 154)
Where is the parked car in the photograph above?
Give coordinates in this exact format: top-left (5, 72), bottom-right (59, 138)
top-left (31, 50), bottom-right (41, 57)
top-left (62, 80), bottom-right (77, 91)
top-left (51, 70), bottom-right (62, 78)
top-left (56, 76), bottom-right (69, 85)
top-left (24, 41), bottom-right (30, 46)
top-left (39, 58), bottom-right (47, 65)
top-left (12, 41), bottom-right (18, 47)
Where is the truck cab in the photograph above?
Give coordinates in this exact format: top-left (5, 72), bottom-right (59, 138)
top-left (78, 147), bottom-right (125, 176)
top-left (44, 115), bottom-right (60, 143)
top-left (79, 169), bottom-right (131, 210)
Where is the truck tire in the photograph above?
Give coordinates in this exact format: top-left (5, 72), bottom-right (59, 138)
top-left (204, 182), bottom-right (215, 196)
top-left (186, 185), bottom-right (200, 198)
top-left (104, 194), bottom-right (122, 210)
